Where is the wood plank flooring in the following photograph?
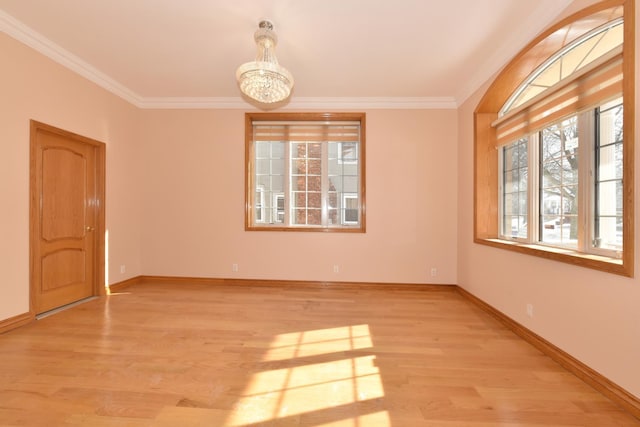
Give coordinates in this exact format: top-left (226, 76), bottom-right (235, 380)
top-left (0, 281), bottom-right (638, 426)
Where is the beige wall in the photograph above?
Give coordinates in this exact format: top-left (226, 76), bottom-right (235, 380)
top-left (0, 32), bottom-right (143, 320)
top-left (2, 0), bottom-right (637, 401)
top-left (137, 109), bottom-right (458, 284)
top-left (456, 1), bottom-right (640, 398)
top-left (0, 31), bottom-right (458, 324)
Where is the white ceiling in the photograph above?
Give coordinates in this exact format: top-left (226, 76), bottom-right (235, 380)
top-left (0, 0), bottom-right (573, 109)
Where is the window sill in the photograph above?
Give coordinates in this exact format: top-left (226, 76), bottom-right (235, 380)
top-left (246, 225), bottom-right (365, 233)
top-left (475, 237), bottom-right (630, 276)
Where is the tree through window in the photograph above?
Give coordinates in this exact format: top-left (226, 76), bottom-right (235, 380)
top-left (475, 0), bottom-right (634, 276)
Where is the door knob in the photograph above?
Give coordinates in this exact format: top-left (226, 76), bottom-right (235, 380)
top-left (86, 226), bottom-right (95, 232)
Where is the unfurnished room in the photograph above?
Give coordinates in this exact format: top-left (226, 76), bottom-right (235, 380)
top-left (0, 0), bottom-right (639, 425)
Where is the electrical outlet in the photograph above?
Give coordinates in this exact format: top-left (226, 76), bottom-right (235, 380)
top-left (333, 265), bottom-right (340, 273)
top-left (232, 263), bottom-right (239, 272)
top-left (120, 265), bottom-right (126, 274)
top-left (430, 268), bottom-right (437, 277)
top-left (526, 303), bottom-right (534, 318)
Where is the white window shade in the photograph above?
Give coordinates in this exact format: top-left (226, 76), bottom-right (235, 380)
top-left (246, 113), bottom-right (365, 231)
top-left (252, 122), bottom-right (361, 143)
top-left (494, 52), bottom-right (623, 146)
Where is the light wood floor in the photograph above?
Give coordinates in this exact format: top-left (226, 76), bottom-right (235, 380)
top-left (0, 281), bottom-right (638, 426)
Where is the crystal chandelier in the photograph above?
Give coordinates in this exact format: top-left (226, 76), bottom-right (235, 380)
top-left (236, 20), bottom-right (294, 104)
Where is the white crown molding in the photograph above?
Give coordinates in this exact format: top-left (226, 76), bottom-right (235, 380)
top-left (284, 97), bottom-right (458, 110)
top-left (0, 9), bottom-right (144, 107)
top-left (139, 96), bottom-right (458, 110)
top-left (136, 97), bottom-right (248, 109)
top-left (0, 10), bottom-right (457, 111)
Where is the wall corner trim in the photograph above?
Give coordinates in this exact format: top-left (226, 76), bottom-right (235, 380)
top-left (0, 311), bottom-right (35, 335)
top-left (109, 275), bottom-right (456, 292)
top-left (23, 274), bottom-right (640, 420)
top-left (107, 276), bottom-right (146, 293)
top-left (456, 286), bottom-right (640, 420)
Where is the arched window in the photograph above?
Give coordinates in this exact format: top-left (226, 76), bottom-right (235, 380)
top-left (501, 18), bottom-right (623, 116)
top-left (473, 0), bottom-right (634, 276)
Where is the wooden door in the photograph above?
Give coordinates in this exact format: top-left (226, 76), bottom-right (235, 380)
top-left (30, 121), bottom-right (105, 315)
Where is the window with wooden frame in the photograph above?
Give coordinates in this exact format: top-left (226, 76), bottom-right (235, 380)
top-left (474, 0), bottom-right (634, 276)
top-left (245, 112), bottom-right (366, 232)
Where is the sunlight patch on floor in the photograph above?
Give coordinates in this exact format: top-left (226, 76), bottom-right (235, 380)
top-left (263, 324), bottom-right (373, 361)
top-left (226, 325), bottom-right (388, 427)
top-left (316, 412), bottom-right (391, 427)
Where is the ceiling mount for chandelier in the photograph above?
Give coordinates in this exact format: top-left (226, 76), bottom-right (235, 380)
top-left (236, 20), bottom-right (294, 104)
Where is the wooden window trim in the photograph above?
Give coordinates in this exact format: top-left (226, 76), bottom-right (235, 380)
top-left (245, 112), bottom-right (366, 233)
top-left (473, 0), bottom-right (634, 276)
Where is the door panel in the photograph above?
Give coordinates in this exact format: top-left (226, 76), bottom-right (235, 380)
top-left (42, 249), bottom-right (86, 291)
top-left (30, 122), bottom-right (105, 315)
top-left (41, 147), bottom-right (87, 241)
